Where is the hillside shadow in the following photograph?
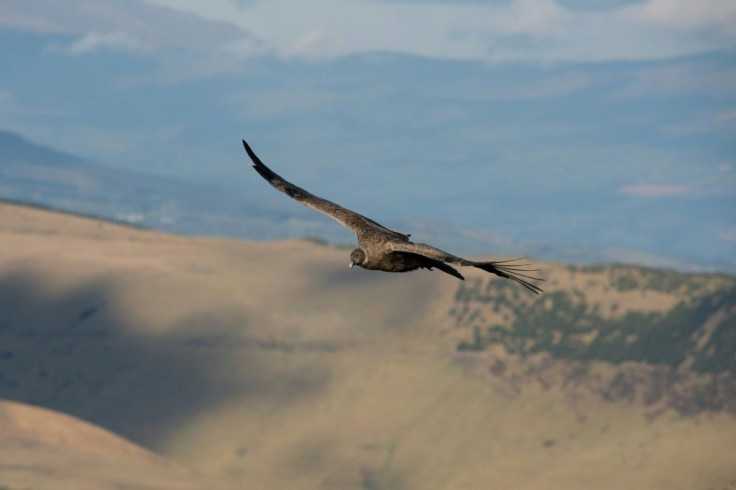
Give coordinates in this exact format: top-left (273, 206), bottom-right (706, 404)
top-left (0, 270), bottom-right (332, 449)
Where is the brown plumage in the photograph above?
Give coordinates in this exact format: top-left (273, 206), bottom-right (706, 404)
top-left (242, 139), bottom-right (544, 294)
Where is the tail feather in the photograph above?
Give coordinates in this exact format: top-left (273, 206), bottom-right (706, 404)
top-left (471, 258), bottom-right (544, 294)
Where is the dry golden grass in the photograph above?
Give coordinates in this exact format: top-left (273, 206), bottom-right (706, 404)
top-left (0, 399), bottom-right (238, 490)
top-left (0, 201), bottom-right (734, 490)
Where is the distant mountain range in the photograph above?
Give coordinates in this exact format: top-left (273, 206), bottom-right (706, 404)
top-left (0, 129), bottom-right (346, 241)
top-left (0, 129), bottom-right (717, 271)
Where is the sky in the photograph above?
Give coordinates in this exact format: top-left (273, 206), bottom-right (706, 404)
top-left (0, 0), bottom-right (734, 268)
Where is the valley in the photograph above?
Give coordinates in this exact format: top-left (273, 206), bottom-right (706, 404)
top-left (0, 201), bottom-right (734, 490)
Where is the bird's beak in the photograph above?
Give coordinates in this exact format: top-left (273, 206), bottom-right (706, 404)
top-left (349, 261), bottom-right (354, 269)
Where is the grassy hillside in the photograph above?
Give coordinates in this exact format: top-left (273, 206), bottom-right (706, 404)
top-left (0, 399), bottom-right (237, 490)
top-left (450, 264), bottom-right (736, 416)
top-left (0, 201), bottom-right (734, 490)
top-left (454, 265), bottom-right (733, 370)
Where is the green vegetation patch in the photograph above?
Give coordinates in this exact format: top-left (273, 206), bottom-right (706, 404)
top-left (455, 272), bottom-right (736, 374)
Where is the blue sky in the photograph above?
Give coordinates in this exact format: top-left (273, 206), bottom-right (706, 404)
top-left (0, 0), bottom-right (734, 268)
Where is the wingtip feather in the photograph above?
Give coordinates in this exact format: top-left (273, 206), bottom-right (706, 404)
top-left (242, 139), bottom-right (284, 187)
top-left (241, 139), bottom-right (262, 167)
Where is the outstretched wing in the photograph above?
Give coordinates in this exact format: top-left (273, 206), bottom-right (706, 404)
top-left (243, 140), bottom-right (409, 241)
top-left (386, 241), bottom-right (544, 294)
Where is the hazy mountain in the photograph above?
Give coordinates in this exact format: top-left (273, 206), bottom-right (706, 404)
top-left (0, 129), bottom-right (712, 271)
top-left (1, 10), bottom-right (734, 274)
top-left (0, 128), bottom-right (349, 242)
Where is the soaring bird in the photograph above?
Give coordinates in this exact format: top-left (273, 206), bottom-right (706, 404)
top-left (242, 140), bottom-right (543, 294)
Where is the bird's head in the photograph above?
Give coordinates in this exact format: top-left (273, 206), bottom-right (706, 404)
top-left (349, 248), bottom-right (366, 269)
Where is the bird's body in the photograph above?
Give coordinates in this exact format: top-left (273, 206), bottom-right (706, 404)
top-left (361, 247), bottom-right (423, 273)
top-left (242, 139), bottom-right (543, 294)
